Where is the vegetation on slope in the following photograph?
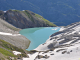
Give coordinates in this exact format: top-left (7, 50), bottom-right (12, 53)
top-left (0, 39), bottom-right (28, 60)
top-left (23, 10), bottom-right (56, 27)
top-left (35, 14), bottom-right (56, 27)
top-left (0, 48), bottom-right (16, 57)
top-left (0, 39), bottom-right (24, 52)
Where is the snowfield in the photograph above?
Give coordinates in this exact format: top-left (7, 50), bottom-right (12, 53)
top-left (23, 43), bottom-right (80, 60)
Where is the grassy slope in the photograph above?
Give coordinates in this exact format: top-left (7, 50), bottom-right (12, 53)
top-left (0, 39), bottom-right (27, 60)
top-left (0, 39), bottom-right (24, 52)
top-left (35, 14), bottom-right (56, 27)
top-left (0, 48), bottom-right (16, 57)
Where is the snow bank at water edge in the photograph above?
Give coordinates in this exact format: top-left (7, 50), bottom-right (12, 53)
top-left (59, 27), bottom-right (65, 31)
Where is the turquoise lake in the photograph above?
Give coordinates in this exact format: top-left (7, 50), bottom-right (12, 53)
top-left (19, 27), bottom-right (60, 50)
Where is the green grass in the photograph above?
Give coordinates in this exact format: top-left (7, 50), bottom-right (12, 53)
top-left (0, 48), bottom-right (16, 57)
top-left (0, 39), bottom-right (27, 57)
top-left (23, 10), bottom-right (34, 22)
top-left (0, 39), bottom-right (24, 53)
top-left (35, 14), bottom-right (56, 27)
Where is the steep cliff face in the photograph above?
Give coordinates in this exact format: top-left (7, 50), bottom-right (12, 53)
top-left (0, 10), bottom-right (56, 29)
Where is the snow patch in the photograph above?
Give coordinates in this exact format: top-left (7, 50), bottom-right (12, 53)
top-left (13, 51), bottom-right (21, 55)
top-left (0, 32), bottom-right (21, 36)
top-left (59, 27), bottom-right (65, 31)
top-left (3, 11), bottom-right (6, 13)
top-left (25, 43), bottom-right (80, 60)
top-left (22, 52), bottom-right (39, 60)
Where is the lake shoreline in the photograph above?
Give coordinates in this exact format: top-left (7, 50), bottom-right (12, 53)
top-left (19, 27), bottom-right (60, 50)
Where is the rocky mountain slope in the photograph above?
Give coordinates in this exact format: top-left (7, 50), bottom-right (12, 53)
top-left (24, 22), bottom-right (80, 60)
top-left (0, 18), bottom-right (31, 60)
top-left (0, 18), bottom-right (30, 49)
top-left (0, 10), bottom-right (56, 29)
top-left (0, 0), bottom-right (80, 26)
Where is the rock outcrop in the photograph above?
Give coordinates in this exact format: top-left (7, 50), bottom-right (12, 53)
top-left (50, 22), bottom-right (80, 46)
